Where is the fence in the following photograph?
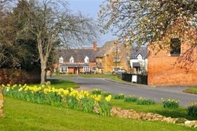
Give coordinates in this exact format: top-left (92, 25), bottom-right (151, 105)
top-left (122, 73), bottom-right (148, 85)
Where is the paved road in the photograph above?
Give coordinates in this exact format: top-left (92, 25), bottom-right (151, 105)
top-left (58, 77), bottom-right (197, 107)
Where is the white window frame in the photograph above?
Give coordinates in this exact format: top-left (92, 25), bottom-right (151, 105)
top-left (69, 56), bottom-right (74, 63)
top-left (59, 66), bottom-right (68, 73)
top-left (84, 56), bottom-right (89, 63)
top-left (92, 66), bottom-right (96, 71)
top-left (83, 66), bottom-right (90, 72)
top-left (59, 56), bottom-right (63, 64)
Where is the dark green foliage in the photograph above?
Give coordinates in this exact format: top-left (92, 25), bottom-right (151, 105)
top-left (114, 93), bottom-right (125, 99)
top-left (124, 95), bottom-right (138, 102)
top-left (188, 105), bottom-right (197, 117)
top-left (137, 97), bottom-right (155, 105)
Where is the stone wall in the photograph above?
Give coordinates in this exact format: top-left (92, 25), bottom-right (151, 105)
top-left (110, 107), bottom-right (197, 128)
top-left (0, 89), bottom-right (3, 117)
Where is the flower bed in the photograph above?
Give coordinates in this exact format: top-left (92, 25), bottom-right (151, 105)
top-left (1, 84), bottom-right (112, 116)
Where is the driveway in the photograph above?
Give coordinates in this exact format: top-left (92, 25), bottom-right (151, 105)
top-left (59, 77), bottom-right (196, 107)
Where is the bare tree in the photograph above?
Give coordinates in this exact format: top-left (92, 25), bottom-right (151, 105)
top-left (17, 0), bottom-right (98, 84)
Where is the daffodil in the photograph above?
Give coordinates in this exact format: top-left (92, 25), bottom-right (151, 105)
top-left (105, 95), bottom-right (112, 102)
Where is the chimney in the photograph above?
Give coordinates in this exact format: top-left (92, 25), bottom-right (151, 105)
top-left (93, 41), bottom-right (97, 50)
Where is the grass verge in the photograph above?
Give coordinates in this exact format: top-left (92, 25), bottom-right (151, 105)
top-left (184, 87), bottom-right (197, 94)
top-left (29, 79), bottom-right (79, 89)
top-left (0, 97), bottom-right (196, 131)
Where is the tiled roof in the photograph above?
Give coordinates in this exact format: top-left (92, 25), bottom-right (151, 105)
top-left (60, 63), bottom-right (89, 67)
top-left (130, 46), bottom-right (148, 59)
top-left (58, 48), bottom-right (100, 62)
top-left (96, 40), bottom-right (117, 57)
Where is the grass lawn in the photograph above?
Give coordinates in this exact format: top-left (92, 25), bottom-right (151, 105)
top-left (1, 75), bottom-right (196, 130)
top-left (184, 87), bottom-right (197, 94)
top-left (52, 73), bottom-right (127, 83)
top-left (29, 79), bottom-right (79, 89)
top-left (0, 97), bottom-right (196, 131)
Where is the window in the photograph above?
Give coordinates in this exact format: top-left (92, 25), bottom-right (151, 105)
top-left (84, 56), bottom-right (89, 63)
top-left (114, 56), bottom-right (120, 62)
top-left (69, 56), bottom-right (74, 63)
top-left (114, 46), bottom-right (119, 53)
top-left (83, 66), bottom-right (90, 72)
top-left (59, 56), bottom-right (63, 64)
top-left (137, 54), bottom-right (142, 60)
top-left (92, 66), bottom-right (96, 71)
top-left (59, 66), bottom-right (68, 73)
top-left (170, 38), bottom-right (181, 55)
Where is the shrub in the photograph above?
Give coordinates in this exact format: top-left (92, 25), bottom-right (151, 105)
top-left (137, 97), bottom-right (155, 105)
top-left (114, 93), bottom-right (125, 99)
top-left (102, 91), bottom-right (112, 97)
top-left (97, 100), bottom-right (112, 116)
top-left (124, 95), bottom-right (138, 102)
top-left (188, 102), bottom-right (197, 116)
top-left (161, 98), bottom-right (179, 109)
top-left (92, 88), bottom-right (102, 95)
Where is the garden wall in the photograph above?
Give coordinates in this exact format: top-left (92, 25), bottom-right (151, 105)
top-left (0, 89), bottom-right (3, 117)
top-left (0, 68), bottom-right (41, 84)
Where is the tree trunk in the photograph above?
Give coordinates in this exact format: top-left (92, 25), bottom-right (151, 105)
top-left (37, 39), bottom-right (49, 85)
top-left (40, 60), bottom-right (46, 85)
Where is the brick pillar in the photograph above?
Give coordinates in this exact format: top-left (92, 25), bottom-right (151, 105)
top-left (0, 88), bottom-right (3, 117)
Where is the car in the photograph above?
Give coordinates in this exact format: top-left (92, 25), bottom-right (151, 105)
top-left (112, 68), bottom-right (127, 75)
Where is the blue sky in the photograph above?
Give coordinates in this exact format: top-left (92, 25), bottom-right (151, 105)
top-left (68, 0), bottom-right (116, 46)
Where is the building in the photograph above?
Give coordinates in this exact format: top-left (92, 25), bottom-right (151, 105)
top-left (96, 40), bottom-right (130, 74)
top-left (148, 19), bottom-right (197, 85)
top-left (57, 42), bottom-right (100, 74)
top-left (130, 46), bottom-right (148, 74)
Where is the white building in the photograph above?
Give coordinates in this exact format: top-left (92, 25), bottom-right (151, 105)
top-left (130, 46), bottom-right (148, 74)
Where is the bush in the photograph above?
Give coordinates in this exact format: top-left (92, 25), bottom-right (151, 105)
top-left (124, 95), bottom-right (138, 102)
top-left (188, 102), bottom-right (197, 116)
top-left (161, 98), bottom-right (179, 109)
top-left (137, 97), bottom-right (155, 105)
top-left (92, 88), bottom-right (102, 95)
top-left (114, 93), bottom-right (125, 99)
top-left (102, 91), bottom-right (112, 97)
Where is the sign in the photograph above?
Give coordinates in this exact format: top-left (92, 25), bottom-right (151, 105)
top-left (132, 75), bottom-right (137, 83)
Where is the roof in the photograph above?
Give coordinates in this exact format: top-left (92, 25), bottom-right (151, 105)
top-left (130, 46), bottom-right (148, 59)
top-left (96, 40), bottom-right (117, 57)
top-left (60, 63), bottom-right (89, 67)
top-left (58, 47), bottom-right (100, 62)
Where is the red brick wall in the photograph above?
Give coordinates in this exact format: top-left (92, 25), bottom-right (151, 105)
top-left (148, 54), bottom-right (197, 85)
top-left (148, 20), bottom-right (197, 86)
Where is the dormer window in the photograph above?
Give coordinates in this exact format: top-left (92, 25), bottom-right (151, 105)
top-left (137, 54), bottom-right (142, 60)
top-left (84, 56), bottom-right (89, 63)
top-left (114, 46), bottom-right (119, 53)
top-left (70, 56), bottom-right (74, 63)
top-left (59, 56), bottom-right (63, 64)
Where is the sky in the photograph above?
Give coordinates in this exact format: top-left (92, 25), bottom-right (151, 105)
top-left (68, 0), bottom-right (116, 46)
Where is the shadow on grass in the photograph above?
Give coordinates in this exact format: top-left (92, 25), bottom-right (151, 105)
top-left (46, 79), bottom-right (79, 89)
top-left (153, 109), bottom-right (197, 120)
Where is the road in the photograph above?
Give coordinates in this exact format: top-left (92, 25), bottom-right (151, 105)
top-left (58, 77), bottom-right (196, 107)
